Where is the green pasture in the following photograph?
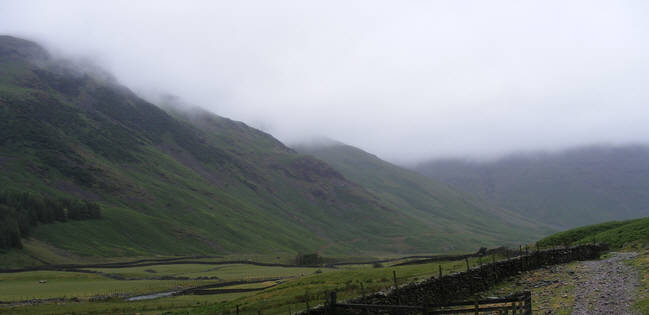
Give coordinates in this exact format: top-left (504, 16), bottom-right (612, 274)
top-left (0, 270), bottom-right (216, 302)
top-left (83, 263), bottom-right (330, 281)
top-left (0, 255), bottom-right (500, 314)
top-left (191, 256), bottom-right (497, 314)
top-left (0, 293), bottom-right (250, 315)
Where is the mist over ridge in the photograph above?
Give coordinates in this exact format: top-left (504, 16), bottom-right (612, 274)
top-left (2, 1), bottom-right (649, 164)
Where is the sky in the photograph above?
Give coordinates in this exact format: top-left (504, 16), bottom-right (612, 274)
top-left (2, 1), bottom-right (649, 164)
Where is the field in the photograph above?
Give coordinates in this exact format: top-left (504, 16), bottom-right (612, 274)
top-left (82, 263), bottom-right (328, 281)
top-left (6, 216), bottom-right (648, 315)
top-left (0, 255), bottom-right (496, 314)
top-left (0, 270), bottom-right (210, 302)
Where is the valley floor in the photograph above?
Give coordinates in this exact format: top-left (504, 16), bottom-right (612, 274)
top-left (2, 249), bottom-right (647, 314)
top-left (0, 254), bottom-right (492, 314)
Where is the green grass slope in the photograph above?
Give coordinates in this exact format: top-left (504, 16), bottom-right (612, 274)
top-left (296, 142), bottom-right (553, 251)
top-left (0, 35), bottom-right (546, 261)
top-left (0, 35), bottom-right (429, 258)
top-left (538, 217), bottom-right (649, 248)
top-left (416, 146), bottom-right (649, 228)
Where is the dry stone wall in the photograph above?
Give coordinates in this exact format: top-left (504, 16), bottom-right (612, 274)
top-left (304, 244), bottom-right (606, 314)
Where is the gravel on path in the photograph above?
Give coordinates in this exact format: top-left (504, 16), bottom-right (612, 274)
top-left (572, 252), bottom-right (640, 315)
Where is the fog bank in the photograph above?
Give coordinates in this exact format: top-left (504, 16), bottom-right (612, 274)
top-left (2, 1), bottom-right (649, 163)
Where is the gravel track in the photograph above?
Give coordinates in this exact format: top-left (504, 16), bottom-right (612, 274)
top-left (572, 252), bottom-right (639, 315)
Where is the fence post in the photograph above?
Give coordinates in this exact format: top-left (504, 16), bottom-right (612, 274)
top-left (520, 244), bottom-right (525, 271)
top-left (393, 270), bottom-right (398, 289)
top-left (465, 257), bottom-right (470, 271)
top-left (361, 281), bottom-right (365, 298)
top-left (236, 305), bottom-right (239, 315)
top-left (328, 291), bottom-right (337, 314)
top-left (491, 254), bottom-right (497, 283)
top-left (438, 264), bottom-right (442, 278)
top-left (393, 270), bottom-right (400, 304)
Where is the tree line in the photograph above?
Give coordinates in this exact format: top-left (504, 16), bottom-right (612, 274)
top-left (0, 191), bottom-right (101, 249)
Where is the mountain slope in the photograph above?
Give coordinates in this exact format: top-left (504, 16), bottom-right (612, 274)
top-left (0, 36), bottom-right (549, 261)
top-left (295, 142), bottom-right (552, 251)
top-left (415, 145), bottom-right (649, 228)
top-left (1, 35), bottom-right (434, 258)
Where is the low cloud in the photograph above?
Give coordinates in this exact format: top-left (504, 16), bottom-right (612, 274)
top-left (2, 0), bottom-right (649, 163)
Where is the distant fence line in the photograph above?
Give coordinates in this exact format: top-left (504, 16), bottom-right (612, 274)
top-left (0, 258), bottom-right (330, 274)
top-left (301, 244), bottom-right (606, 314)
top-left (0, 247), bottom-right (512, 274)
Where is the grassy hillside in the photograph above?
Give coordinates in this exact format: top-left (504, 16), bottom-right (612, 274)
top-left (0, 35), bottom-right (412, 258)
top-left (537, 217), bottom-right (649, 248)
top-left (0, 35), bottom-right (547, 261)
top-left (296, 142), bottom-right (552, 251)
top-left (416, 146), bottom-right (649, 228)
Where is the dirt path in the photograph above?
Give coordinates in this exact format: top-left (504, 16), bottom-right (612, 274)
top-left (572, 252), bottom-right (639, 315)
top-left (482, 251), bottom-right (642, 314)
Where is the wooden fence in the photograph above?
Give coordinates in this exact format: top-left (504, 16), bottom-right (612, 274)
top-left (326, 291), bottom-right (531, 314)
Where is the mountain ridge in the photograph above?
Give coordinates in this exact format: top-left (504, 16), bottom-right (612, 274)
top-left (0, 35), bottom-right (548, 263)
top-left (415, 144), bottom-right (649, 228)
top-left (295, 142), bottom-right (552, 251)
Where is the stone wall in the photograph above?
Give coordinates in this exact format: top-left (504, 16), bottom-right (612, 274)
top-left (303, 244), bottom-right (606, 314)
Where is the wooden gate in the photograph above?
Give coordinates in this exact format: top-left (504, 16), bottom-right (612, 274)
top-left (427, 291), bottom-right (532, 314)
top-left (326, 291), bottom-right (532, 314)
